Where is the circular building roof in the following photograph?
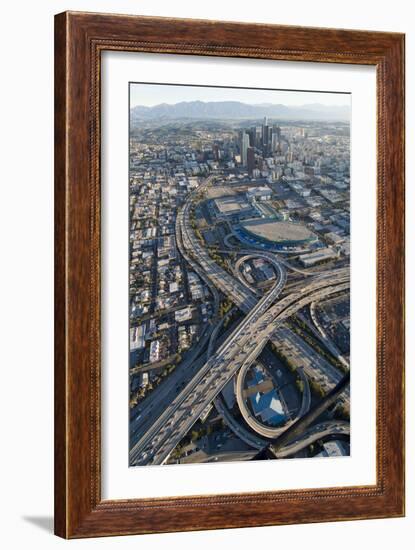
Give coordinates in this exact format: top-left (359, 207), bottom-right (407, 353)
top-left (239, 219), bottom-right (316, 245)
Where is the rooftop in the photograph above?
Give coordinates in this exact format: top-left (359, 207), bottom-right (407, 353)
top-left (240, 218), bottom-right (316, 244)
top-left (214, 196), bottom-right (252, 215)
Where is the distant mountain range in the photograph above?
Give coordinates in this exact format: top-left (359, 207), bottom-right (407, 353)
top-left (130, 100), bottom-right (350, 122)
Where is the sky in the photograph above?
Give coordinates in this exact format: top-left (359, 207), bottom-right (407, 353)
top-left (129, 82), bottom-right (350, 108)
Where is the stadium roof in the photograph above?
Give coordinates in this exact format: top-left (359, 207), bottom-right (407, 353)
top-left (240, 218), bottom-right (316, 244)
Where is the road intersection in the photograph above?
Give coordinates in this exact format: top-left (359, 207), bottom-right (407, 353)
top-left (129, 176), bottom-right (350, 466)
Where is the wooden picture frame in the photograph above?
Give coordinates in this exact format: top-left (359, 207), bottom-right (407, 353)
top-left (54, 11), bottom-right (405, 538)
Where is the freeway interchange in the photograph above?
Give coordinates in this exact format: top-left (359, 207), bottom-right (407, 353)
top-left (129, 176), bottom-right (350, 466)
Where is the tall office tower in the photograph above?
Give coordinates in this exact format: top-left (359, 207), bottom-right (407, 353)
top-left (241, 131), bottom-right (250, 166)
top-left (248, 127), bottom-right (256, 147)
top-left (213, 144), bottom-right (220, 161)
top-left (239, 130), bottom-right (244, 159)
top-left (271, 130), bottom-right (280, 153)
top-left (247, 146), bottom-right (255, 176)
top-left (262, 116), bottom-right (269, 154)
top-left (255, 127), bottom-right (262, 148)
top-left (274, 125), bottom-right (281, 142)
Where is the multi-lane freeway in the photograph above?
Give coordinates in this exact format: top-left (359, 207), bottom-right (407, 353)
top-left (309, 301), bottom-right (350, 369)
top-left (130, 266), bottom-right (349, 465)
top-left (129, 175), bottom-right (350, 466)
top-left (178, 419), bottom-right (350, 463)
top-left (272, 420), bottom-right (350, 458)
top-left (275, 325), bottom-right (350, 408)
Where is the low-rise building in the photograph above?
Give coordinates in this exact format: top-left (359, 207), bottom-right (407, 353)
top-left (175, 306), bottom-right (193, 323)
top-left (299, 247), bottom-right (339, 267)
top-left (149, 340), bottom-right (160, 363)
top-left (246, 185), bottom-right (272, 201)
top-left (130, 325), bottom-right (146, 350)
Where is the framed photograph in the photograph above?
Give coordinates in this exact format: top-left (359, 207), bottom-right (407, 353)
top-left (54, 11), bottom-right (405, 538)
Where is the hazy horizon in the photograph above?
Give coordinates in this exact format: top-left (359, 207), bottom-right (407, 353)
top-left (130, 82), bottom-right (350, 109)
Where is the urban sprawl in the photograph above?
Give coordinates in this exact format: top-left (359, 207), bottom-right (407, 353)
top-left (129, 109), bottom-right (350, 466)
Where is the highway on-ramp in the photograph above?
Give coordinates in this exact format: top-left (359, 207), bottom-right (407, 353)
top-left (129, 176), bottom-right (350, 466)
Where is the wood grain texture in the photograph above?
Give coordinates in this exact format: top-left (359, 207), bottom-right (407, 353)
top-left (54, 11), bottom-right (68, 538)
top-left (54, 11), bottom-right (405, 539)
